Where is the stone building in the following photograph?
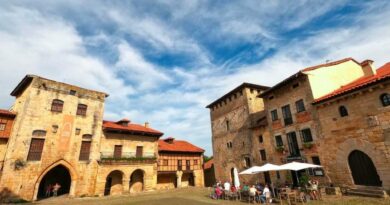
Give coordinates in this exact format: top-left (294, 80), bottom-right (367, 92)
top-left (258, 58), bottom-right (370, 186)
top-left (313, 61), bottom-right (390, 190)
top-left (157, 137), bottom-right (204, 189)
top-left (0, 109), bottom-right (16, 172)
top-left (206, 83), bottom-right (271, 185)
top-left (0, 75), bottom-right (205, 202)
top-left (96, 119), bottom-right (163, 196)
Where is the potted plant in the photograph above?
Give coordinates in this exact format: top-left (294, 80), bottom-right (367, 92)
top-left (303, 142), bottom-right (314, 149)
top-left (275, 146), bottom-right (285, 153)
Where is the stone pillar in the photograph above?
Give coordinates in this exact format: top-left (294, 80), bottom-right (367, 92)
top-left (123, 179), bottom-right (130, 194)
top-left (176, 171), bottom-right (183, 188)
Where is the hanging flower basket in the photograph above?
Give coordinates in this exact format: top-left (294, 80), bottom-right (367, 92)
top-left (303, 142), bottom-right (314, 149)
top-left (275, 146), bottom-right (285, 153)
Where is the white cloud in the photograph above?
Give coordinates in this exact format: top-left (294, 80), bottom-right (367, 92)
top-left (116, 42), bottom-right (172, 90)
top-left (0, 6), bottom-right (133, 108)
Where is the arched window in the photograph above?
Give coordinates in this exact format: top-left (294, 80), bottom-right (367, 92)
top-left (380, 93), bottom-right (390, 107)
top-left (339, 106), bottom-right (348, 117)
top-left (51, 99), bottom-right (64, 112)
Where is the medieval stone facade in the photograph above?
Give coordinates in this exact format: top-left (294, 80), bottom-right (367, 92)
top-left (208, 58), bottom-right (390, 192)
top-left (207, 83), bottom-right (271, 185)
top-left (0, 75), bottom-right (205, 202)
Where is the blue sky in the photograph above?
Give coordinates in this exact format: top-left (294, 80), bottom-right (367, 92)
top-left (1, 0), bottom-right (390, 155)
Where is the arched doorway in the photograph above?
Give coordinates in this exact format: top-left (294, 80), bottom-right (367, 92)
top-left (37, 165), bottom-right (71, 199)
top-left (104, 170), bottom-right (124, 196)
top-left (348, 150), bottom-right (382, 186)
top-left (130, 169), bottom-right (144, 193)
top-left (230, 168), bottom-right (236, 186)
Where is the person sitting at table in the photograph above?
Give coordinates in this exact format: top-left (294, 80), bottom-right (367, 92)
top-left (242, 182), bottom-right (250, 192)
top-left (215, 185), bottom-right (223, 199)
top-left (308, 179), bottom-right (319, 200)
top-left (260, 184), bottom-right (271, 203)
top-left (249, 185), bottom-right (257, 202)
top-left (230, 185), bottom-right (237, 192)
top-left (224, 180), bottom-right (231, 192)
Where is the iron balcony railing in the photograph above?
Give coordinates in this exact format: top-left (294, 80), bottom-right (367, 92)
top-left (100, 151), bottom-right (156, 160)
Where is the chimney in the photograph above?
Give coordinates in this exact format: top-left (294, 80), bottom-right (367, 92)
top-left (144, 122), bottom-right (150, 128)
top-left (117, 118), bottom-right (130, 126)
top-left (361, 60), bottom-right (376, 76)
top-left (164, 137), bottom-right (174, 144)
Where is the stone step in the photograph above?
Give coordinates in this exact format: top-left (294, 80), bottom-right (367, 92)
top-left (346, 189), bottom-right (388, 198)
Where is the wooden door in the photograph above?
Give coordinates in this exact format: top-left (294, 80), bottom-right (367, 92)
top-left (287, 132), bottom-right (300, 157)
top-left (136, 146), bottom-right (143, 158)
top-left (348, 150), bottom-right (382, 186)
top-left (114, 145), bottom-right (122, 158)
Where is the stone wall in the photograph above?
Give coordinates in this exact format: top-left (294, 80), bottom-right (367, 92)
top-left (316, 82), bottom-right (390, 189)
top-left (210, 86), bottom-right (267, 185)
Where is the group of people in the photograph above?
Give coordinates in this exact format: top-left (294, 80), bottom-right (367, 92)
top-left (45, 183), bottom-right (61, 197)
top-left (212, 180), bottom-right (271, 203)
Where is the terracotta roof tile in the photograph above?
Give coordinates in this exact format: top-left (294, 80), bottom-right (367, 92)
top-left (103, 120), bottom-right (163, 136)
top-left (158, 138), bottom-right (204, 153)
top-left (0, 109), bottom-right (16, 117)
top-left (314, 62), bottom-right (390, 104)
top-left (204, 159), bottom-right (214, 169)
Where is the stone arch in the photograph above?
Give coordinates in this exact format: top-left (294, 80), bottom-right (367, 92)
top-left (335, 138), bottom-right (389, 187)
top-left (33, 159), bottom-right (78, 201)
top-left (129, 169), bottom-right (145, 193)
top-left (104, 170), bottom-right (125, 196)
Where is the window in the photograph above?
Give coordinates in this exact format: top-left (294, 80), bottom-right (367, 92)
top-left (275, 135), bottom-right (283, 147)
top-left (226, 120), bottom-right (230, 131)
top-left (250, 88), bottom-right (254, 93)
top-left (136, 146), bottom-right (143, 157)
top-left (292, 83), bottom-right (299, 88)
top-left (194, 159), bottom-right (198, 165)
top-left (178, 160), bottom-right (182, 170)
top-left (0, 123), bottom-right (5, 131)
top-left (75, 128), bottom-right (81, 135)
top-left (79, 141), bottom-right (91, 161)
top-left (163, 159), bottom-right (168, 166)
top-left (244, 157), bottom-right (251, 167)
top-left (51, 99), bottom-right (64, 112)
top-left (69, 90), bottom-right (76, 95)
top-left (311, 156), bottom-right (321, 165)
top-left (27, 138), bottom-right (45, 161)
top-left (282, 105), bottom-right (293, 125)
top-left (268, 96), bottom-right (274, 100)
top-left (229, 142), bottom-right (233, 148)
top-left (76, 104), bottom-right (87, 116)
top-left (276, 171), bottom-right (281, 179)
top-left (339, 106), bottom-right (348, 117)
top-left (186, 160), bottom-right (191, 170)
top-left (380, 93), bottom-right (390, 107)
top-left (258, 135), bottom-right (263, 143)
top-left (82, 134), bottom-right (92, 140)
top-left (295, 99), bottom-right (305, 113)
top-left (271, 110), bottom-right (278, 121)
top-left (32, 130), bottom-right (47, 137)
top-left (301, 128), bottom-right (313, 142)
top-left (114, 145), bottom-right (122, 158)
top-left (260, 149), bottom-right (267, 161)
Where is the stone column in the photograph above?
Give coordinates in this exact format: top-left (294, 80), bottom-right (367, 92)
top-left (123, 179), bottom-right (130, 194)
top-left (176, 171), bottom-right (183, 188)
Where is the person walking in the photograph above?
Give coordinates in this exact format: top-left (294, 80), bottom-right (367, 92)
top-left (52, 183), bottom-right (61, 197)
top-left (45, 184), bottom-right (53, 197)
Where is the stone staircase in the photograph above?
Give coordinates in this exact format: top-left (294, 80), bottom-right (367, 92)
top-left (346, 186), bottom-right (389, 198)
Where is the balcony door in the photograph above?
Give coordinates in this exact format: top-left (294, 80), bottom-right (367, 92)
top-left (114, 145), bottom-right (122, 158)
top-left (287, 132), bottom-right (300, 157)
top-left (136, 146), bottom-right (143, 158)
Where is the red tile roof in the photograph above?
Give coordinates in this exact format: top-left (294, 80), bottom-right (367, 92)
top-left (158, 138), bottom-right (204, 153)
top-left (204, 159), bottom-right (214, 170)
top-left (0, 109), bottom-right (16, 117)
top-left (103, 120), bottom-right (163, 137)
top-left (314, 62), bottom-right (390, 104)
